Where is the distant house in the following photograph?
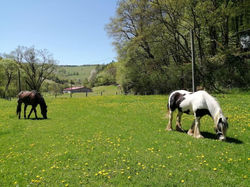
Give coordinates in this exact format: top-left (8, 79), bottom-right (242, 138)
top-left (63, 86), bottom-right (92, 94)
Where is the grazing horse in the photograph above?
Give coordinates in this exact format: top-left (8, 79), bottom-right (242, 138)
top-left (16, 90), bottom-right (47, 119)
top-left (166, 90), bottom-right (228, 141)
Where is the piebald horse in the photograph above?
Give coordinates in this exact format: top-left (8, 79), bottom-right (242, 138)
top-left (166, 90), bottom-right (228, 141)
top-left (16, 90), bottom-right (47, 119)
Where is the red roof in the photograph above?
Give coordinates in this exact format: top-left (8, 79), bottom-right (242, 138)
top-left (63, 86), bottom-right (85, 91)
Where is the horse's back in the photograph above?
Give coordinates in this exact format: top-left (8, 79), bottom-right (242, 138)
top-left (181, 90), bottom-right (217, 112)
top-left (168, 90), bottom-right (191, 111)
top-left (17, 90), bottom-right (41, 105)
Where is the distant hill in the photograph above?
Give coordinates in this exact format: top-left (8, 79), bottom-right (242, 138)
top-left (55, 65), bottom-right (99, 85)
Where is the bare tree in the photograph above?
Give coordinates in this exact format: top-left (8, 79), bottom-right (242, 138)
top-left (19, 46), bottom-right (56, 91)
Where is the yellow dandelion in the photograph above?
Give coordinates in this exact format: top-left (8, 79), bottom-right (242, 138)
top-left (128, 176), bottom-right (131, 179)
top-left (181, 179), bottom-right (184, 183)
top-left (248, 158), bottom-right (250, 161)
top-left (243, 175), bottom-right (247, 179)
top-left (213, 168), bottom-right (217, 171)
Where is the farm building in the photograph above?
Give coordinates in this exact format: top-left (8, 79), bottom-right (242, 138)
top-left (63, 86), bottom-right (92, 94)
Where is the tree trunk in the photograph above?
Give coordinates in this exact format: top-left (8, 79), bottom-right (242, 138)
top-left (209, 26), bottom-right (217, 56)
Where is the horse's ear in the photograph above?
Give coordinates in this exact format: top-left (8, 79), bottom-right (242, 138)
top-left (218, 118), bottom-right (222, 123)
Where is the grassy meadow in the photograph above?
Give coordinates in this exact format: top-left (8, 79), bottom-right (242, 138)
top-left (0, 92), bottom-right (249, 186)
top-left (56, 65), bottom-right (97, 83)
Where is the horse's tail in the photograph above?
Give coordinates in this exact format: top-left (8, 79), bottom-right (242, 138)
top-left (16, 100), bottom-right (22, 117)
top-left (165, 95), bottom-right (173, 118)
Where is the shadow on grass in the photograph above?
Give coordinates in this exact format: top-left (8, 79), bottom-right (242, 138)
top-left (0, 131), bottom-right (10, 136)
top-left (30, 117), bottom-right (49, 120)
top-left (201, 131), bottom-right (243, 144)
top-left (18, 117), bottom-right (49, 120)
top-left (178, 130), bottom-right (243, 144)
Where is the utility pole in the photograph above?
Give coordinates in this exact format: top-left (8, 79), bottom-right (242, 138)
top-left (17, 68), bottom-right (21, 92)
top-left (70, 80), bottom-right (73, 98)
top-left (190, 29), bottom-right (196, 92)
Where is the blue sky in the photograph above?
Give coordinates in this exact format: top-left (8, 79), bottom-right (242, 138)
top-left (0, 0), bottom-right (118, 65)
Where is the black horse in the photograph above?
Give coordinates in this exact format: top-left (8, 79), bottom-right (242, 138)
top-left (16, 90), bottom-right (47, 119)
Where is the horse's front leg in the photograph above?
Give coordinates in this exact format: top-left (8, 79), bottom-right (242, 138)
top-left (193, 116), bottom-right (204, 139)
top-left (24, 104), bottom-right (27, 119)
top-left (166, 110), bottom-right (174, 131)
top-left (176, 111), bottom-right (184, 132)
top-left (28, 108), bottom-right (34, 119)
top-left (187, 120), bottom-right (195, 136)
top-left (33, 107), bottom-right (38, 119)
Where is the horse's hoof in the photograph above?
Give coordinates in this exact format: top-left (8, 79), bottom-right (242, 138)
top-left (194, 135), bottom-right (204, 139)
top-left (176, 126), bottom-right (185, 132)
top-left (187, 130), bottom-right (194, 136)
top-left (166, 128), bottom-right (173, 131)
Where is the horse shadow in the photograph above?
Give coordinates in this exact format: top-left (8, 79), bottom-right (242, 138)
top-left (181, 130), bottom-right (243, 144)
top-left (201, 131), bottom-right (243, 144)
top-left (30, 117), bottom-right (49, 120)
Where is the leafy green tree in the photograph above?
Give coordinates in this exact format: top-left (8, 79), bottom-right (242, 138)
top-left (107, 0), bottom-right (250, 93)
top-left (0, 58), bottom-right (18, 97)
top-left (95, 62), bottom-right (117, 86)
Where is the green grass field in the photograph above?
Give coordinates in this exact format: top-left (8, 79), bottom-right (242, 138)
top-left (0, 93), bottom-right (249, 186)
top-left (56, 65), bottom-right (97, 83)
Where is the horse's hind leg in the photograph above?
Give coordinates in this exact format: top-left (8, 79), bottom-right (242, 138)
top-left (166, 110), bottom-right (174, 131)
top-left (176, 111), bottom-right (184, 132)
top-left (24, 104), bottom-right (27, 119)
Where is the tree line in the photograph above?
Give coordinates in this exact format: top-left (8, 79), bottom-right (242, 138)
top-left (106, 0), bottom-right (250, 94)
top-left (1, 0), bottom-right (249, 97)
top-left (0, 46), bottom-right (116, 97)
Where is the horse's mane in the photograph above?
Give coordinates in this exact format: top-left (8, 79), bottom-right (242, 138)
top-left (39, 95), bottom-right (47, 107)
top-left (201, 91), bottom-right (223, 122)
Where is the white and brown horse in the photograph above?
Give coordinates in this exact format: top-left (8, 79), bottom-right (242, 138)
top-left (166, 90), bottom-right (228, 141)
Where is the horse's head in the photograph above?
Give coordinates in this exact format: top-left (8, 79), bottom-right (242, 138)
top-left (41, 104), bottom-right (48, 119)
top-left (215, 116), bottom-right (228, 141)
